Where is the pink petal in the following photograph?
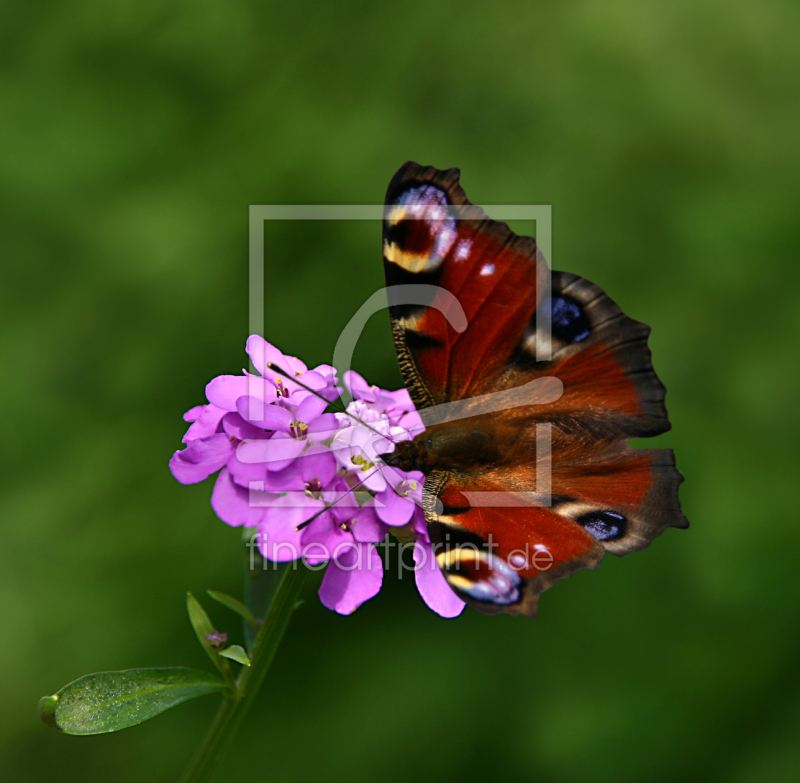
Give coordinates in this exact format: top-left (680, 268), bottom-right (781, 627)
top-left (183, 405), bottom-right (206, 423)
top-left (396, 410), bottom-right (425, 435)
top-left (328, 485), bottom-right (360, 521)
top-left (261, 462), bottom-right (304, 491)
top-left (246, 336), bottom-right (313, 394)
top-left (261, 491), bottom-right (325, 531)
top-left (385, 387), bottom-right (414, 412)
top-left (210, 468), bottom-right (266, 527)
top-left (305, 412), bottom-right (340, 440)
top-left (222, 412), bottom-right (264, 441)
top-left (284, 390), bottom-right (314, 409)
top-left (344, 370), bottom-right (373, 400)
top-left (257, 494), bottom-right (326, 562)
top-left (236, 433), bottom-right (305, 472)
top-left (296, 394), bottom-right (329, 424)
top-left (299, 447), bottom-right (337, 487)
top-left (236, 397), bottom-right (294, 430)
top-left (411, 505), bottom-right (428, 537)
top-left (169, 433), bottom-right (233, 484)
top-left (319, 543), bottom-right (383, 615)
top-left (257, 509), bottom-right (306, 562)
top-left (292, 370), bottom-right (327, 391)
top-left (228, 453), bottom-right (304, 491)
top-left (245, 335), bottom-right (288, 376)
top-left (348, 503), bottom-right (388, 544)
top-left (301, 513), bottom-right (349, 564)
top-left (359, 466), bottom-right (388, 493)
top-left (227, 452), bottom-right (266, 487)
top-left (314, 363), bottom-right (337, 383)
top-left (384, 466), bottom-right (424, 493)
top-left (374, 487), bottom-right (415, 526)
top-left (413, 539), bottom-right (465, 618)
top-left (265, 433), bottom-right (306, 471)
top-left (182, 404), bottom-right (227, 442)
top-left (206, 374), bottom-right (276, 411)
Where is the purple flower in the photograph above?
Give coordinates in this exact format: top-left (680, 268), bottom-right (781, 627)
top-left (329, 424), bottom-right (389, 492)
top-left (300, 491), bottom-right (387, 614)
top-left (171, 336), bottom-right (464, 618)
top-left (345, 371), bottom-right (424, 434)
top-left (374, 467), bottom-right (425, 526)
top-left (246, 335), bottom-right (339, 403)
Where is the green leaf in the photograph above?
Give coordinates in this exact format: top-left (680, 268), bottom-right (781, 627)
top-left (207, 590), bottom-right (259, 628)
top-left (186, 592), bottom-right (225, 676)
top-left (38, 667), bottom-right (226, 735)
top-left (218, 645), bottom-right (251, 666)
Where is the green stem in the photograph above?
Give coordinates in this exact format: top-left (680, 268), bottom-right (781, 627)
top-left (178, 564), bottom-right (309, 783)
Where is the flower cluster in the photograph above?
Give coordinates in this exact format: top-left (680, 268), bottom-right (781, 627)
top-left (170, 336), bottom-right (465, 617)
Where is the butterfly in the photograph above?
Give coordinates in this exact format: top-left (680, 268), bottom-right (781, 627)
top-left (380, 162), bottom-right (688, 617)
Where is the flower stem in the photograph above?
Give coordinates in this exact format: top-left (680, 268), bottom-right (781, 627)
top-left (178, 564), bottom-right (309, 783)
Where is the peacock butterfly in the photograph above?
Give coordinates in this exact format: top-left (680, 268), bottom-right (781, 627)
top-left (380, 162), bottom-right (688, 617)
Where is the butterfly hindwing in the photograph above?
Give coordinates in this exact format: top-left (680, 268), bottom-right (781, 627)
top-left (422, 441), bottom-right (686, 617)
top-left (423, 471), bottom-right (605, 617)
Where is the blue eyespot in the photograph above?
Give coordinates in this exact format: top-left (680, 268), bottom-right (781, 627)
top-left (550, 296), bottom-right (591, 343)
top-left (577, 510), bottom-right (626, 541)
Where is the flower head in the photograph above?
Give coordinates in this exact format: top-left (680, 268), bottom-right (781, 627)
top-left (171, 337), bottom-right (459, 617)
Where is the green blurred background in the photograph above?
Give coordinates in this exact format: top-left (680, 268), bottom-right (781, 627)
top-left (2, 1), bottom-right (799, 781)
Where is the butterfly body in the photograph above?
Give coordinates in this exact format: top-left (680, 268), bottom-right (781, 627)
top-left (382, 162), bottom-right (688, 617)
top-left (385, 416), bottom-right (516, 474)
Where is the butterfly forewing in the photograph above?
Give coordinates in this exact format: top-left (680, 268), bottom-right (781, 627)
top-left (383, 163), bottom-right (549, 407)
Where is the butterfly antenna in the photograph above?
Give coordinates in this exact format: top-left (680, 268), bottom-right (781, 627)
top-left (267, 362), bottom-right (400, 445)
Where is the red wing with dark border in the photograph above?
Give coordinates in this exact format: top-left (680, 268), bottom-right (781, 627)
top-left (383, 161), bottom-right (687, 617)
top-left (423, 445), bottom-right (685, 617)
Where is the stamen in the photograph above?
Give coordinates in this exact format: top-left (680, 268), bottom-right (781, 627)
top-left (267, 362), bottom-right (401, 447)
top-left (351, 453), bottom-right (375, 471)
top-left (304, 477), bottom-right (323, 499)
top-left (289, 420), bottom-right (310, 439)
top-left (272, 376), bottom-right (291, 398)
top-left (398, 479), bottom-right (417, 497)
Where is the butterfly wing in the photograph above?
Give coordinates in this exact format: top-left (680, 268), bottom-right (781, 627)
top-left (383, 162), bottom-right (548, 410)
top-left (383, 161), bottom-right (687, 616)
top-left (423, 471), bottom-right (604, 617)
top-left (383, 162), bottom-right (668, 438)
top-left (425, 443), bottom-right (686, 617)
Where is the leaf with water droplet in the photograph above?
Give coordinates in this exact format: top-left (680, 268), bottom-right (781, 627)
top-left (38, 668), bottom-right (226, 735)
